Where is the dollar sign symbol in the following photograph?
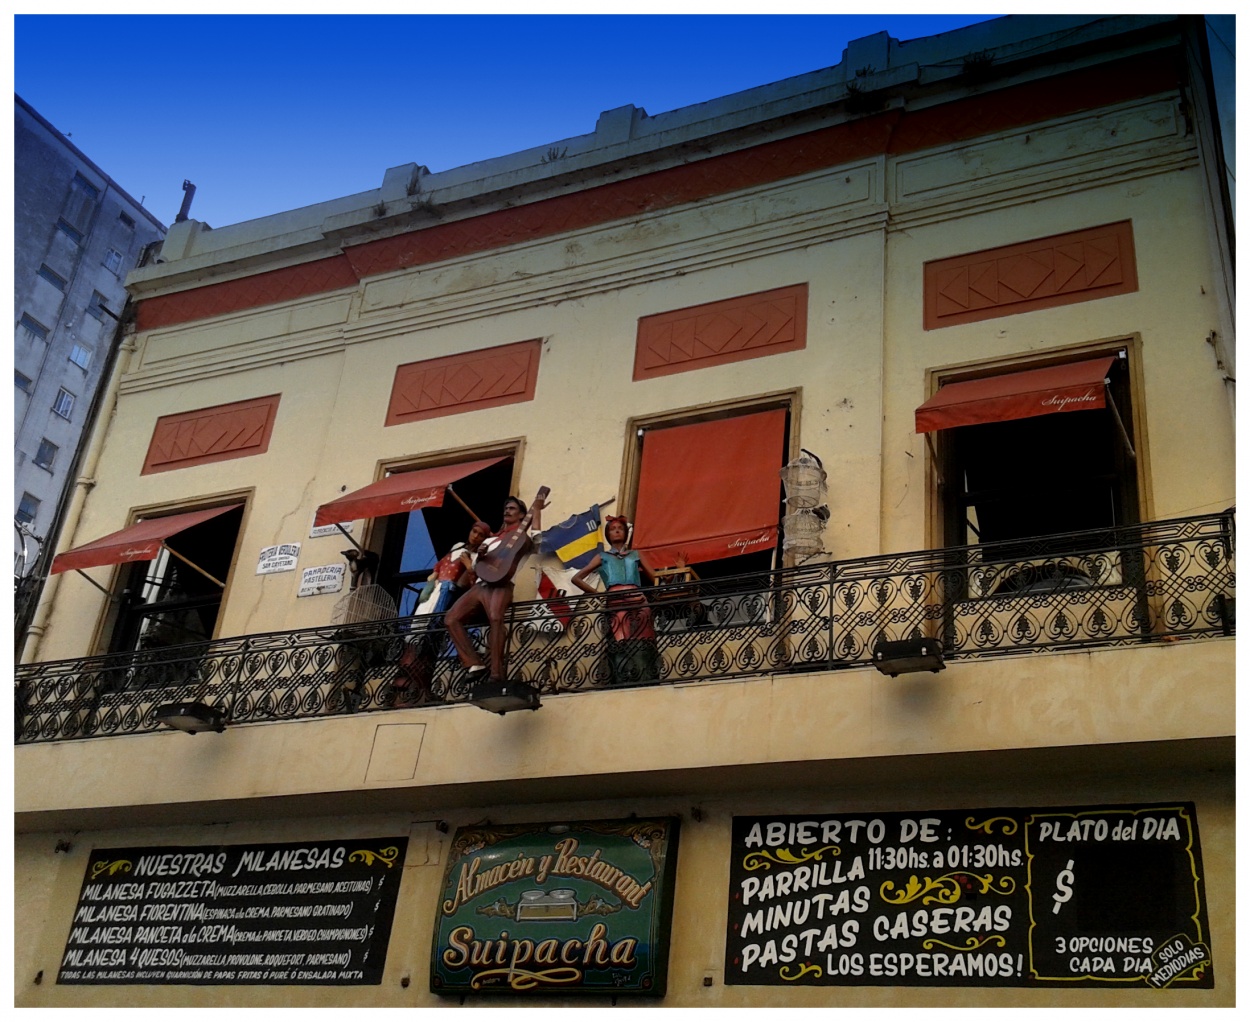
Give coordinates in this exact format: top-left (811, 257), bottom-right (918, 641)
top-left (1051, 859), bottom-right (1076, 915)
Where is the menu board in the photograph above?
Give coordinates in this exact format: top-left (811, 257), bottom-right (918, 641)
top-left (58, 837), bottom-right (407, 985)
top-left (725, 803), bottom-right (1212, 989)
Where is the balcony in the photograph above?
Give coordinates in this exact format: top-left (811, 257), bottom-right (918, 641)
top-left (15, 512), bottom-right (1234, 744)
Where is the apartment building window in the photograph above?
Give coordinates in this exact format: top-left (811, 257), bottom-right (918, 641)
top-left (918, 349), bottom-right (1140, 568)
top-left (87, 291), bottom-right (110, 320)
top-left (119, 212), bottom-right (136, 229)
top-left (18, 314), bottom-right (49, 343)
top-left (72, 172), bottom-right (100, 201)
top-left (69, 344), bottom-right (93, 370)
top-left (52, 388), bottom-right (76, 419)
top-left (16, 493), bottom-right (41, 526)
top-left (56, 219), bottom-right (84, 244)
top-left (104, 248), bottom-right (124, 274)
top-left (38, 264), bottom-right (68, 292)
top-left (16, 371), bottom-right (34, 393)
top-left (33, 439), bottom-right (59, 471)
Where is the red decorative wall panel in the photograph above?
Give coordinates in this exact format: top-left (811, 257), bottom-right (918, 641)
top-left (923, 221), bottom-right (1138, 330)
top-left (142, 394), bottom-right (281, 474)
top-left (385, 339), bottom-right (541, 426)
top-left (634, 284), bottom-right (808, 381)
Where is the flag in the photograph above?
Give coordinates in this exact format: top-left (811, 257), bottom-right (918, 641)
top-left (540, 504), bottom-right (601, 569)
top-left (535, 569), bottom-right (575, 631)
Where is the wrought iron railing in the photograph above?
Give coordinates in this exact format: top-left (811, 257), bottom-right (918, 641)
top-left (15, 511), bottom-right (1234, 744)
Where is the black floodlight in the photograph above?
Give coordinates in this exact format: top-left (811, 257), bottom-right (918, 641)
top-left (872, 638), bottom-right (945, 677)
top-left (469, 678), bottom-right (542, 715)
top-left (153, 701), bottom-right (227, 734)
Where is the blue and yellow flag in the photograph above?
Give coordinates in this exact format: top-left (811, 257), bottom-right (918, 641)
top-left (541, 505), bottom-right (601, 569)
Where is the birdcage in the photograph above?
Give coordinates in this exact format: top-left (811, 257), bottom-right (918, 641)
top-left (331, 584), bottom-right (398, 626)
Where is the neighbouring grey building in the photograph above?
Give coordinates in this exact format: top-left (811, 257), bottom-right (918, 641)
top-left (14, 95), bottom-right (166, 611)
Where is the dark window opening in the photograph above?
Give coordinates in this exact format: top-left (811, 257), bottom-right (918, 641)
top-left (56, 218), bottom-right (83, 244)
top-left (38, 264), bottom-right (68, 292)
top-left (938, 354), bottom-right (1139, 590)
top-left (34, 439), bottom-right (58, 470)
top-left (109, 505), bottom-right (243, 661)
top-left (17, 493), bottom-right (41, 525)
top-left (373, 457), bottom-right (515, 616)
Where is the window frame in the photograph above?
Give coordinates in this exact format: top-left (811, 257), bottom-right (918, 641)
top-left (16, 370), bottom-right (34, 393)
top-left (923, 336), bottom-right (1151, 554)
top-left (17, 493), bottom-right (41, 525)
top-left (621, 389), bottom-right (799, 578)
top-left (33, 438), bottom-right (59, 471)
top-left (87, 291), bottom-right (110, 320)
top-left (104, 248), bottom-right (124, 274)
top-left (68, 343), bottom-right (93, 370)
top-left (56, 218), bottom-right (84, 244)
top-left (95, 499), bottom-right (249, 661)
top-left (38, 264), bottom-right (68, 292)
top-left (366, 441), bottom-right (523, 617)
top-left (52, 387), bottom-right (76, 420)
top-left (19, 313), bottom-right (50, 343)
top-left (72, 172), bottom-right (100, 201)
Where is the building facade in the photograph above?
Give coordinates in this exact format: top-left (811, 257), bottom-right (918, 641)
top-left (15, 15), bottom-right (1234, 1007)
top-left (14, 95), bottom-right (166, 634)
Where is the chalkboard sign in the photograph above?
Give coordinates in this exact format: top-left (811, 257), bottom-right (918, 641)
top-left (58, 837), bottom-right (407, 985)
top-left (725, 803), bottom-right (1211, 988)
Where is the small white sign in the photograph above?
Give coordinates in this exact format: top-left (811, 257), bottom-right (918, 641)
top-left (310, 519), bottom-right (353, 539)
top-left (298, 563), bottom-right (346, 597)
top-left (256, 542), bottom-right (301, 575)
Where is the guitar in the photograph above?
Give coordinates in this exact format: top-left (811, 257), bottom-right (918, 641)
top-left (474, 487), bottom-right (550, 584)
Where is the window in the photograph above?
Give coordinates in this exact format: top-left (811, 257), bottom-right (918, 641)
top-left (119, 212), bottom-right (136, 229)
top-left (371, 457), bottom-right (515, 616)
top-left (33, 439), bottom-right (59, 471)
top-left (72, 172), bottom-right (100, 201)
top-left (108, 506), bottom-right (244, 660)
top-left (921, 350), bottom-right (1141, 596)
top-left (16, 493), bottom-right (41, 526)
top-left (38, 264), bottom-right (67, 292)
top-left (52, 388), bottom-right (76, 419)
top-left (56, 219), bottom-right (83, 244)
top-left (104, 248), bottom-right (124, 274)
top-left (69, 344), bottom-right (93, 369)
top-left (629, 405), bottom-right (789, 582)
top-left (87, 291), bottom-right (110, 320)
top-left (18, 313), bottom-right (49, 343)
top-left (16, 371), bottom-right (33, 393)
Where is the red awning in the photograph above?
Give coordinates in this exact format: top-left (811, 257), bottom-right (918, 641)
top-left (915, 357), bottom-right (1116, 434)
top-left (50, 504), bottom-right (244, 575)
top-left (313, 456), bottom-right (506, 528)
top-left (632, 409), bottom-right (786, 570)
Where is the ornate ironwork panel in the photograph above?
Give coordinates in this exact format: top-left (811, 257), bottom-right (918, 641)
top-left (15, 512), bottom-right (1233, 744)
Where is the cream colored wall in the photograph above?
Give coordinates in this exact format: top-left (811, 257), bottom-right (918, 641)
top-left (14, 767), bottom-right (1233, 1008)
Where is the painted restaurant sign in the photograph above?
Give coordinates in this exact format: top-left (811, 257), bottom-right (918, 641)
top-left (430, 817), bottom-right (680, 996)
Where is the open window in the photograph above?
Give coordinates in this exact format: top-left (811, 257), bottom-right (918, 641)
top-left (51, 503), bottom-right (245, 666)
top-left (106, 506), bottom-right (244, 655)
top-left (918, 350), bottom-right (1140, 593)
top-left (314, 454), bottom-right (515, 617)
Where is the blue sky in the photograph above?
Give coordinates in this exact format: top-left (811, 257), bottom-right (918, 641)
top-left (14, 13), bottom-right (999, 230)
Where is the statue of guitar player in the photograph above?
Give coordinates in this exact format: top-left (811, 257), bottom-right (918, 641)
top-left (444, 489), bottom-right (547, 684)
